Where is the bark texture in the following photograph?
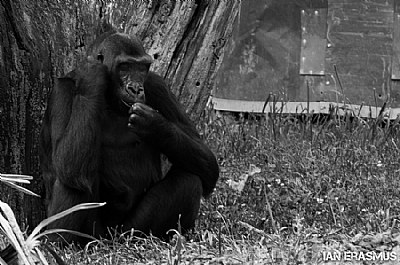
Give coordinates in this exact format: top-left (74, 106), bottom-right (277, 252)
top-left (0, 0), bottom-right (239, 228)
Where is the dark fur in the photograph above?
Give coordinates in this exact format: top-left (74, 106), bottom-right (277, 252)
top-left (39, 33), bottom-right (219, 242)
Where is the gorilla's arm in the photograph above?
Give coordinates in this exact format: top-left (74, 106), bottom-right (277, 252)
top-left (41, 63), bottom-right (108, 193)
top-left (129, 72), bottom-right (219, 196)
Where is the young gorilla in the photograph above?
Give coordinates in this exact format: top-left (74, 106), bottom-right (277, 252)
top-left (39, 31), bottom-right (219, 242)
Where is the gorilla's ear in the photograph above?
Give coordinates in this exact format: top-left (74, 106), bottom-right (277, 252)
top-left (86, 53), bottom-right (104, 64)
top-left (97, 53), bottom-right (104, 63)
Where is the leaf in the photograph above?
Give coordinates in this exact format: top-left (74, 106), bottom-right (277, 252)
top-left (0, 213), bottom-right (22, 258)
top-left (34, 228), bottom-right (99, 244)
top-left (27, 202), bottom-right (106, 244)
top-left (0, 173), bottom-right (33, 182)
top-left (0, 257), bottom-right (7, 265)
top-left (248, 164), bottom-right (261, 176)
top-left (0, 176), bottom-right (30, 184)
top-left (226, 174), bottom-right (248, 193)
top-left (350, 233), bottom-right (363, 243)
top-left (33, 248), bottom-right (49, 265)
top-left (3, 181), bottom-right (40, 197)
top-left (0, 173), bottom-right (39, 197)
top-left (0, 202), bottom-right (35, 264)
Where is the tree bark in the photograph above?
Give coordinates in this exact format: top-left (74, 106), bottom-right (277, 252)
top-left (0, 0), bottom-right (239, 228)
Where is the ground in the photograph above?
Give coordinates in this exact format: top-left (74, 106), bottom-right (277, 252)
top-left (3, 109), bottom-right (400, 264)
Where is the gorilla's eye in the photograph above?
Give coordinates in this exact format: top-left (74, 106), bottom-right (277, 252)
top-left (97, 53), bottom-right (104, 63)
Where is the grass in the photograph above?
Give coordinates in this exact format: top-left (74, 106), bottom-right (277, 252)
top-left (194, 108), bottom-right (400, 264)
top-left (54, 108), bottom-right (400, 264)
top-left (205, 111), bottom-right (400, 236)
top-left (4, 106), bottom-right (400, 264)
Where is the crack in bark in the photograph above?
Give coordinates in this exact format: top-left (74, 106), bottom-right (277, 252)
top-left (166, 0), bottom-right (206, 98)
top-left (1, 0), bottom-right (30, 52)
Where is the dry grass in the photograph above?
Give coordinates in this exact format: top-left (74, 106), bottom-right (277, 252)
top-left (4, 105), bottom-right (400, 264)
top-left (53, 107), bottom-right (400, 264)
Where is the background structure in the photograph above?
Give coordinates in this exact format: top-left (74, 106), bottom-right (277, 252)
top-left (213, 0), bottom-right (400, 118)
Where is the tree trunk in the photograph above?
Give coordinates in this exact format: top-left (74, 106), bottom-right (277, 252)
top-left (0, 0), bottom-right (239, 228)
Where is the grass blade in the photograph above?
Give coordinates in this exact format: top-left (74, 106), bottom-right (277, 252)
top-left (3, 181), bottom-right (40, 197)
top-left (27, 202), bottom-right (105, 243)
